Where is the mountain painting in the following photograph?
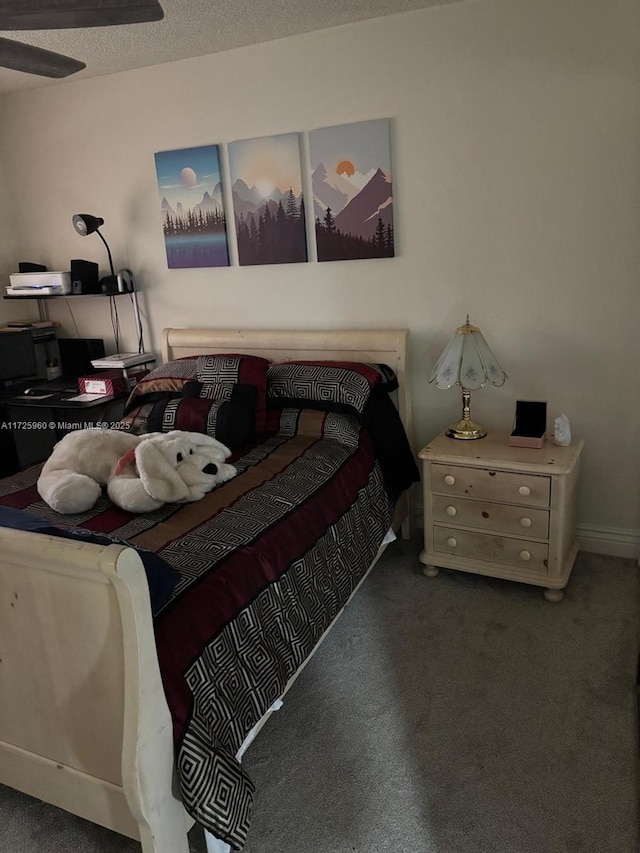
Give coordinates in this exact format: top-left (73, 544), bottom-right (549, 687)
top-left (228, 133), bottom-right (307, 266)
top-left (154, 144), bottom-right (230, 268)
top-left (309, 119), bottom-right (394, 262)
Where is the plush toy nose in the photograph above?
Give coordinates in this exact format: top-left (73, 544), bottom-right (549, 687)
top-left (203, 462), bottom-right (218, 475)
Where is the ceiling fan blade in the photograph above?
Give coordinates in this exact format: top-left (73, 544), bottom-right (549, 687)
top-left (0, 1), bottom-right (164, 30)
top-left (0, 36), bottom-right (85, 77)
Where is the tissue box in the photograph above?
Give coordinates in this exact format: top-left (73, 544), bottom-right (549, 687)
top-left (79, 370), bottom-right (129, 397)
top-left (509, 400), bottom-right (547, 448)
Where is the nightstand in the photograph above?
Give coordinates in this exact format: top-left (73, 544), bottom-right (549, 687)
top-left (418, 430), bottom-right (584, 601)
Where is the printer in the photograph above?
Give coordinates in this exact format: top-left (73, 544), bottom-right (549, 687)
top-left (7, 271), bottom-right (72, 296)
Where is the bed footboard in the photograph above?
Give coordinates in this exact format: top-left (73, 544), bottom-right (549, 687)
top-left (0, 527), bottom-right (191, 853)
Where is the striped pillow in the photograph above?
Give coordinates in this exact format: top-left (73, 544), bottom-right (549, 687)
top-left (267, 360), bottom-right (397, 417)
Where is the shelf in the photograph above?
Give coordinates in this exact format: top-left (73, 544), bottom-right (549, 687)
top-left (3, 289), bottom-right (144, 353)
top-left (4, 292), bottom-right (129, 299)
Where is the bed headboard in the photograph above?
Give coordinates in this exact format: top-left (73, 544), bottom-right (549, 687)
top-left (162, 327), bottom-right (415, 453)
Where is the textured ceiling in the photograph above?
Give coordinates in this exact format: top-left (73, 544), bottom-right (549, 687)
top-left (0, 0), bottom-right (464, 95)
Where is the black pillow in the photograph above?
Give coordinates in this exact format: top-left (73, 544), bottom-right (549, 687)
top-left (145, 381), bottom-right (257, 449)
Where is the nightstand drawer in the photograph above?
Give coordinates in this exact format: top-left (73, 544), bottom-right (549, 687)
top-left (432, 495), bottom-right (550, 539)
top-left (431, 464), bottom-right (551, 508)
top-left (433, 526), bottom-right (549, 574)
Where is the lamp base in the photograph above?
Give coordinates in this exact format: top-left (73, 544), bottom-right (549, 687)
top-left (446, 418), bottom-right (487, 440)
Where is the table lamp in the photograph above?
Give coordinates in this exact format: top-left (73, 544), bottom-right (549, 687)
top-left (72, 214), bottom-right (114, 274)
top-left (429, 315), bottom-right (507, 439)
top-left (72, 212), bottom-right (147, 355)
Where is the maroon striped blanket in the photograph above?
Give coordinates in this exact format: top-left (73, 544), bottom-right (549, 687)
top-left (0, 407), bottom-right (407, 849)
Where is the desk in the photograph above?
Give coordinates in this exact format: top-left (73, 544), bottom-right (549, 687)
top-left (1, 381), bottom-right (127, 471)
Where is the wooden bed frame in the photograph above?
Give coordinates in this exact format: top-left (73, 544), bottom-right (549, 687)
top-left (0, 328), bottom-right (415, 853)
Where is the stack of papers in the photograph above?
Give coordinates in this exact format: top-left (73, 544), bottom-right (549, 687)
top-left (6, 320), bottom-right (55, 329)
top-left (90, 352), bottom-right (155, 369)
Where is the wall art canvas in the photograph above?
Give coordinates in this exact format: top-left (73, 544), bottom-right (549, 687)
top-left (228, 132), bottom-right (307, 266)
top-left (309, 118), bottom-right (394, 261)
top-left (154, 144), bottom-right (230, 268)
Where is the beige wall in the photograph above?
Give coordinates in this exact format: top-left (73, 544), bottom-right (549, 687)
top-left (0, 0), bottom-right (638, 550)
top-left (0, 150), bottom-right (14, 272)
top-left (0, 104), bottom-right (25, 323)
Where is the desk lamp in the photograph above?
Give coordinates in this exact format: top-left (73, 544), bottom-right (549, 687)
top-left (72, 212), bottom-right (146, 354)
top-left (429, 315), bottom-right (507, 439)
top-left (72, 214), bottom-right (114, 275)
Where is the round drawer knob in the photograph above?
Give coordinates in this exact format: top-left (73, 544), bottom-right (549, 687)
top-left (520, 517), bottom-right (532, 528)
top-left (446, 537), bottom-right (458, 548)
top-left (519, 550), bottom-right (531, 561)
top-left (444, 475), bottom-right (455, 486)
top-left (518, 485), bottom-right (531, 496)
top-left (446, 505), bottom-right (457, 517)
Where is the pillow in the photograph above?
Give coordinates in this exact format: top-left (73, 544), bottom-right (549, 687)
top-left (266, 360), bottom-right (398, 417)
top-left (124, 356), bottom-right (198, 415)
top-left (266, 406), bottom-right (363, 448)
top-left (124, 353), bottom-right (270, 435)
top-left (0, 506), bottom-right (179, 616)
top-left (369, 363), bottom-right (399, 393)
top-left (145, 382), bottom-right (257, 449)
top-left (195, 353), bottom-right (269, 433)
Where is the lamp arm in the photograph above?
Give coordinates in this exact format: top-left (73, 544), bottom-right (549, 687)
top-left (131, 290), bottom-right (145, 353)
top-left (96, 228), bottom-right (115, 275)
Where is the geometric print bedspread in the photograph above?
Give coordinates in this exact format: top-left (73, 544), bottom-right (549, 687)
top-left (152, 409), bottom-right (395, 848)
top-left (0, 408), bottom-right (396, 849)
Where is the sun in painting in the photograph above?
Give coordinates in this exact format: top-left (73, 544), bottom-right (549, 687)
top-left (180, 166), bottom-right (197, 187)
top-left (255, 177), bottom-right (275, 198)
top-left (336, 159), bottom-right (355, 177)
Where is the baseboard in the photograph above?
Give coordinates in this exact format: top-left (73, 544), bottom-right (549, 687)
top-left (577, 524), bottom-right (640, 561)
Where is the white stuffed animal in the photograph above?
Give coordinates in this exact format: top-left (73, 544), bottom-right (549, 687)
top-left (37, 428), bottom-right (237, 515)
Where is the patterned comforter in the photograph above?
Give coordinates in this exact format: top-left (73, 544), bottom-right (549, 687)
top-left (0, 407), bottom-right (417, 849)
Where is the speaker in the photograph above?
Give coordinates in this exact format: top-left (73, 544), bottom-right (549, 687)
top-left (18, 261), bottom-right (47, 273)
top-left (58, 338), bottom-right (106, 378)
top-left (70, 258), bottom-right (100, 295)
top-left (99, 274), bottom-right (120, 294)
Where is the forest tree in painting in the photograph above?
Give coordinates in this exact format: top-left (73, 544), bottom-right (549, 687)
top-left (154, 144), bottom-right (230, 269)
top-left (229, 133), bottom-right (308, 266)
top-left (310, 119), bottom-right (394, 262)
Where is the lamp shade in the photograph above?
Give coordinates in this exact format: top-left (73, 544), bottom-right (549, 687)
top-left (72, 213), bottom-right (104, 236)
top-left (71, 212), bottom-right (114, 276)
top-left (429, 316), bottom-right (506, 391)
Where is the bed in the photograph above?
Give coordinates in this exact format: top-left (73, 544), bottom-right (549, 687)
top-left (0, 327), bottom-right (418, 853)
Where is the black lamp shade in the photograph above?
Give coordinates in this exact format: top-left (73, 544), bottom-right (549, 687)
top-left (72, 213), bottom-right (104, 236)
